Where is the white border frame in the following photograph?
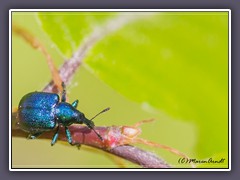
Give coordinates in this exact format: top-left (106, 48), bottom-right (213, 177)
top-left (9, 9), bottom-right (231, 171)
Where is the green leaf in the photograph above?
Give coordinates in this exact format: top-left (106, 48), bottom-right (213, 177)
top-left (38, 12), bottom-right (117, 58)
top-left (38, 12), bottom-right (229, 162)
top-left (85, 12), bottom-right (229, 160)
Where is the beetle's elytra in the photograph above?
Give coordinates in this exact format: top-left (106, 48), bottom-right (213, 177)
top-left (17, 83), bottom-right (109, 147)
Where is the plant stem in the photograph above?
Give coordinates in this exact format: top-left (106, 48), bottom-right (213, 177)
top-left (12, 113), bottom-right (171, 168)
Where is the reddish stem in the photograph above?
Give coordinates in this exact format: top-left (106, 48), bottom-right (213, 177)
top-left (12, 124), bottom-right (171, 168)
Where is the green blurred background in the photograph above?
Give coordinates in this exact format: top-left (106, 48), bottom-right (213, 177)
top-left (12, 11), bottom-right (229, 168)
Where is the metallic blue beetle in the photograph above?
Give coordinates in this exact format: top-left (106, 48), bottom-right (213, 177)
top-left (17, 83), bottom-right (109, 147)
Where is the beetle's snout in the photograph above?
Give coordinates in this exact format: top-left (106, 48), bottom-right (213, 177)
top-left (76, 113), bottom-right (95, 127)
top-left (75, 112), bottom-right (84, 124)
top-left (86, 119), bottom-right (95, 128)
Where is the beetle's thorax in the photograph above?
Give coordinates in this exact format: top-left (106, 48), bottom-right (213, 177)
top-left (55, 102), bottom-right (83, 126)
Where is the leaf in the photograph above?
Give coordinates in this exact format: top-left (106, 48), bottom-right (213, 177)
top-left (38, 12), bottom-right (229, 162)
top-left (38, 12), bottom-right (117, 58)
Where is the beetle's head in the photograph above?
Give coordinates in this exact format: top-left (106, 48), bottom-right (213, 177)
top-left (76, 112), bottom-right (92, 126)
top-left (83, 118), bottom-right (95, 129)
top-left (77, 113), bottom-right (95, 129)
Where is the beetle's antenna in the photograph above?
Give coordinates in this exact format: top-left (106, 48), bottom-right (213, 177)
top-left (61, 82), bottom-right (67, 102)
top-left (86, 121), bottom-right (103, 141)
top-left (90, 107), bottom-right (110, 121)
top-left (91, 127), bottom-right (103, 141)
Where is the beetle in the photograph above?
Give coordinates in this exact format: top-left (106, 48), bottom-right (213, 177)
top-left (17, 82), bottom-right (109, 147)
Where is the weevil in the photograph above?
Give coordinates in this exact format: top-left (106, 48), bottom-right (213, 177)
top-left (17, 83), bottom-right (109, 147)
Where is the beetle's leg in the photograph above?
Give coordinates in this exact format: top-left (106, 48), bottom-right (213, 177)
top-left (72, 100), bottom-right (79, 108)
top-left (27, 132), bottom-right (42, 139)
top-left (65, 126), bottom-right (72, 143)
top-left (65, 126), bottom-right (81, 149)
top-left (51, 126), bottom-right (59, 146)
top-left (61, 82), bottom-right (67, 102)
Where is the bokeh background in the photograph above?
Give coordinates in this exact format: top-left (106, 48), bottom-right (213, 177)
top-left (12, 11), bottom-right (229, 168)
